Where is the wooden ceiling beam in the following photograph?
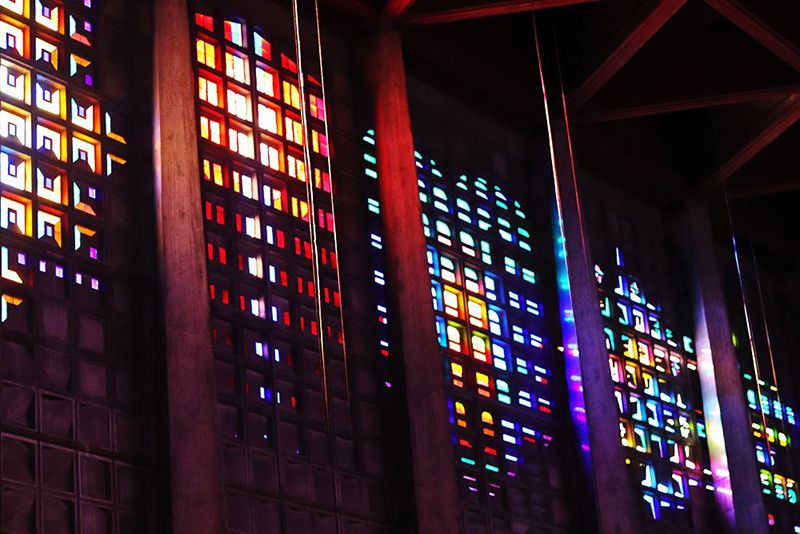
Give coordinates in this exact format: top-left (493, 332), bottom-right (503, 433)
top-left (727, 180), bottom-right (800, 199)
top-left (701, 95), bottom-right (800, 191)
top-left (320, 0), bottom-right (380, 22)
top-left (404, 0), bottom-right (601, 26)
top-left (569, 0), bottom-right (686, 113)
top-left (704, 0), bottom-right (800, 72)
top-left (384, 0), bottom-right (416, 18)
top-left (579, 84), bottom-right (800, 123)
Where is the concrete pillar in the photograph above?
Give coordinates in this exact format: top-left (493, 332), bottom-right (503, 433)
top-left (534, 19), bottom-right (645, 534)
top-left (547, 120), bottom-right (647, 534)
top-left (153, 0), bottom-right (225, 532)
top-left (363, 30), bottom-right (462, 534)
top-left (678, 205), bottom-right (767, 533)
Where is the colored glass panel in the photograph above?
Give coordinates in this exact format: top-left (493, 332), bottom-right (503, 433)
top-left (0, 0), bottom-right (149, 529)
top-left (190, 8), bottom-right (389, 531)
top-left (364, 130), bottom-right (563, 530)
top-left (596, 249), bottom-right (714, 526)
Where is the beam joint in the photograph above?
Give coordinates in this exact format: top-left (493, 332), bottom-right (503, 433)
top-left (701, 95), bottom-right (800, 191)
top-left (384, 0), bottom-right (416, 18)
top-left (704, 0), bottom-right (800, 72)
top-left (569, 0), bottom-right (686, 112)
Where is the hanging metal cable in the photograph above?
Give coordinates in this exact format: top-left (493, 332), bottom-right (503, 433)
top-left (311, 0), bottom-right (354, 425)
top-left (745, 210), bottom-right (794, 476)
top-left (291, 0), bottom-right (331, 424)
top-left (722, 185), bottom-right (775, 473)
top-left (289, 2), bottom-right (346, 530)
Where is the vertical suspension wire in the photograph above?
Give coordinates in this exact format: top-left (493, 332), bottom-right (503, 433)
top-left (550, 20), bottom-right (590, 265)
top-left (290, 0), bottom-right (331, 426)
top-left (745, 210), bottom-right (794, 476)
top-left (721, 184), bottom-right (774, 472)
top-left (532, 10), bottom-right (596, 485)
top-left (532, 13), bottom-right (591, 270)
top-left (532, 13), bottom-right (572, 259)
top-left (311, 0), bottom-right (354, 423)
top-left (289, 4), bottom-right (345, 532)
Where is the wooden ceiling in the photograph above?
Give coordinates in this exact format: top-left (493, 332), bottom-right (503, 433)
top-left (319, 0), bottom-right (800, 268)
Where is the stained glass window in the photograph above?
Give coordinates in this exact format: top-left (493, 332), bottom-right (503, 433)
top-left (190, 8), bottom-right (380, 531)
top-left (741, 365), bottom-right (799, 527)
top-left (0, 0), bottom-right (151, 530)
top-left (595, 248), bottom-right (714, 526)
top-left (363, 130), bottom-right (565, 530)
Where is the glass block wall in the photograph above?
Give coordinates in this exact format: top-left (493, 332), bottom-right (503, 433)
top-left (0, 0), bottom-right (156, 531)
top-left (190, 4), bottom-right (398, 531)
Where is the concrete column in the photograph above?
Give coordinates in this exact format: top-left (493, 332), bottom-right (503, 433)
top-left (534, 19), bottom-right (645, 534)
top-left (153, 0), bottom-right (225, 532)
top-left (678, 205), bottom-right (767, 534)
top-left (364, 30), bottom-right (462, 534)
top-left (547, 120), bottom-right (646, 534)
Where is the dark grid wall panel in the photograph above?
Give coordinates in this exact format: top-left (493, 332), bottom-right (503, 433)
top-left (0, 0), bottom-right (157, 532)
top-left (583, 179), bottom-right (719, 533)
top-left (190, 2), bottom-right (401, 532)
